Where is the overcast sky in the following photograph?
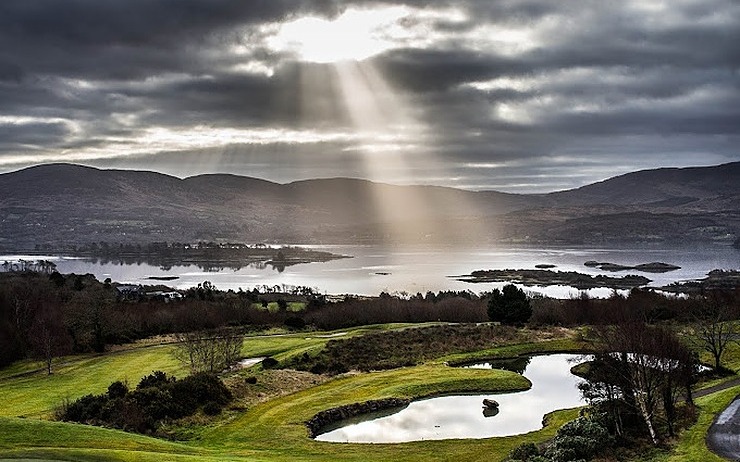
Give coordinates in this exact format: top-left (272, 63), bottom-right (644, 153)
top-left (0, 0), bottom-right (738, 192)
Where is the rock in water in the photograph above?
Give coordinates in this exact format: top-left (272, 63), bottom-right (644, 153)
top-left (482, 398), bottom-right (499, 409)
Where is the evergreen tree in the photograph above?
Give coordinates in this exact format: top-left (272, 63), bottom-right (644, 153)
top-left (487, 284), bottom-right (532, 325)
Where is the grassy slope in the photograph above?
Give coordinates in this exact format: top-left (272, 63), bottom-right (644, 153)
top-left (239, 323), bottom-right (447, 361)
top-left (0, 417), bottom-right (210, 460)
top-left (0, 347), bottom-right (186, 419)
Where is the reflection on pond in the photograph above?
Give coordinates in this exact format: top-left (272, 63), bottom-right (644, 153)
top-left (482, 406), bottom-right (500, 418)
top-left (315, 354), bottom-right (586, 443)
top-left (467, 356), bottom-right (532, 375)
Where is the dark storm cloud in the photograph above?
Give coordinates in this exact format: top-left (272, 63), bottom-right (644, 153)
top-left (0, 0), bottom-right (738, 191)
top-left (0, 0), bottom-right (337, 81)
top-left (0, 121), bottom-right (70, 148)
top-left (103, 64), bottom-right (354, 130)
top-left (0, 0), bottom-right (325, 49)
top-left (375, 49), bottom-right (523, 93)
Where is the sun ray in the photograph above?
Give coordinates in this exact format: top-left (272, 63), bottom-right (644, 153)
top-left (300, 59), bottom-right (489, 248)
top-left (265, 6), bottom-right (492, 248)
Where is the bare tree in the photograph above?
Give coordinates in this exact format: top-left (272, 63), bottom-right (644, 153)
top-left (172, 328), bottom-right (243, 373)
top-left (28, 304), bottom-right (72, 374)
top-left (590, 322), bottom-right (697, 444)
top-left (692, 294), bottom-right (739, 370)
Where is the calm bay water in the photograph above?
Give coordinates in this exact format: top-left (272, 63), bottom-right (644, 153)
top-left (2, 244), bottom-right (738, 297)
top-left (316, 354), bottom-right (587, 442)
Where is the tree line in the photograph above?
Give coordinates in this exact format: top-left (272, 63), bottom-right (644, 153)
top-left (2, 270), bottom-right (739, 375)
top-left (0, 271), bottom-right (490, 370)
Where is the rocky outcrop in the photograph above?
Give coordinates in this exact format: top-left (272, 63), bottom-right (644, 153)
top-left (306, 398), bottom-right (411, 438)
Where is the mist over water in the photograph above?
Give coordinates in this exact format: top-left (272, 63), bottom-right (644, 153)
top-left (5, 244), bottom-right (738, 297)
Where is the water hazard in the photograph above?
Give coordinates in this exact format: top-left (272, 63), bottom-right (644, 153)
top-left (315, 353), bottom-right (587, 443)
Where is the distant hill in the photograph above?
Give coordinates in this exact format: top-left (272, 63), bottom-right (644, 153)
top-left (0, 162), bottom-right (738, 249)
top-left (545, 162), bottom-right (740, 211)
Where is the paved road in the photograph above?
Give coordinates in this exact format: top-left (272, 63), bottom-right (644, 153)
top-left (706, 380), bottom-right (740, 461)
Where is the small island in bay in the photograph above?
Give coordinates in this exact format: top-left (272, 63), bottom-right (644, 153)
top-left (454, 269), bottom-right (651, 289)
top-left (660, 269), bottom-right (740, 294)
top-left (584, 261), bottom-right (681, 273)
top-left (535, 264), bottom-right (557, 269)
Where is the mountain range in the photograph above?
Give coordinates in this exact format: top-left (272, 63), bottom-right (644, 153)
top-left (1, 162), bottom-right (739, 250)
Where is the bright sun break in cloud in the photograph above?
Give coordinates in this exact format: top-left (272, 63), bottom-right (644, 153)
top-left (267, 8), bottom-right (403, 63)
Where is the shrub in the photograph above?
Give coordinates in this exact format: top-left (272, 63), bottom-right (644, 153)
top-left (107, 381), bottom-right (128, 399)
top-left (284, 316), bottom-right (306, 329)
top-left (245, 376), bottom-right (257, 384)
top-left (262, 357), bottom-right (278, 369)
top-left (130, 386), bottom-right (178, 422)
top-left (60, 371), bottom-right (232, 434)
top-left (173, 372), bottom-right (231, 409)
top-left (509, 442), bottom-right (540, 461)
top-left (543, 415), bottom-right (612, 462)
top-left (309, 362), bottom-right (327, 375)
top-left (62, 394), bottom-right (106, 423)
top-left (137, 370), bottom-right (173, 389)
top-left (202, 401), bottom-right (222, 416)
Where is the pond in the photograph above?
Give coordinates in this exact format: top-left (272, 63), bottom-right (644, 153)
top-left (315, 353), bottom-right (587, 443)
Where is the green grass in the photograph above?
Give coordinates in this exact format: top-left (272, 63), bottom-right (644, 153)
top-left (0, 346), bottom-right (186, 419)
top-left (0, 416), bottom-right (203, 455)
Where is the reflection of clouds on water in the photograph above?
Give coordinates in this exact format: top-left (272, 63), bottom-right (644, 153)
top-left (317, 354), bottom-right (586, 443)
